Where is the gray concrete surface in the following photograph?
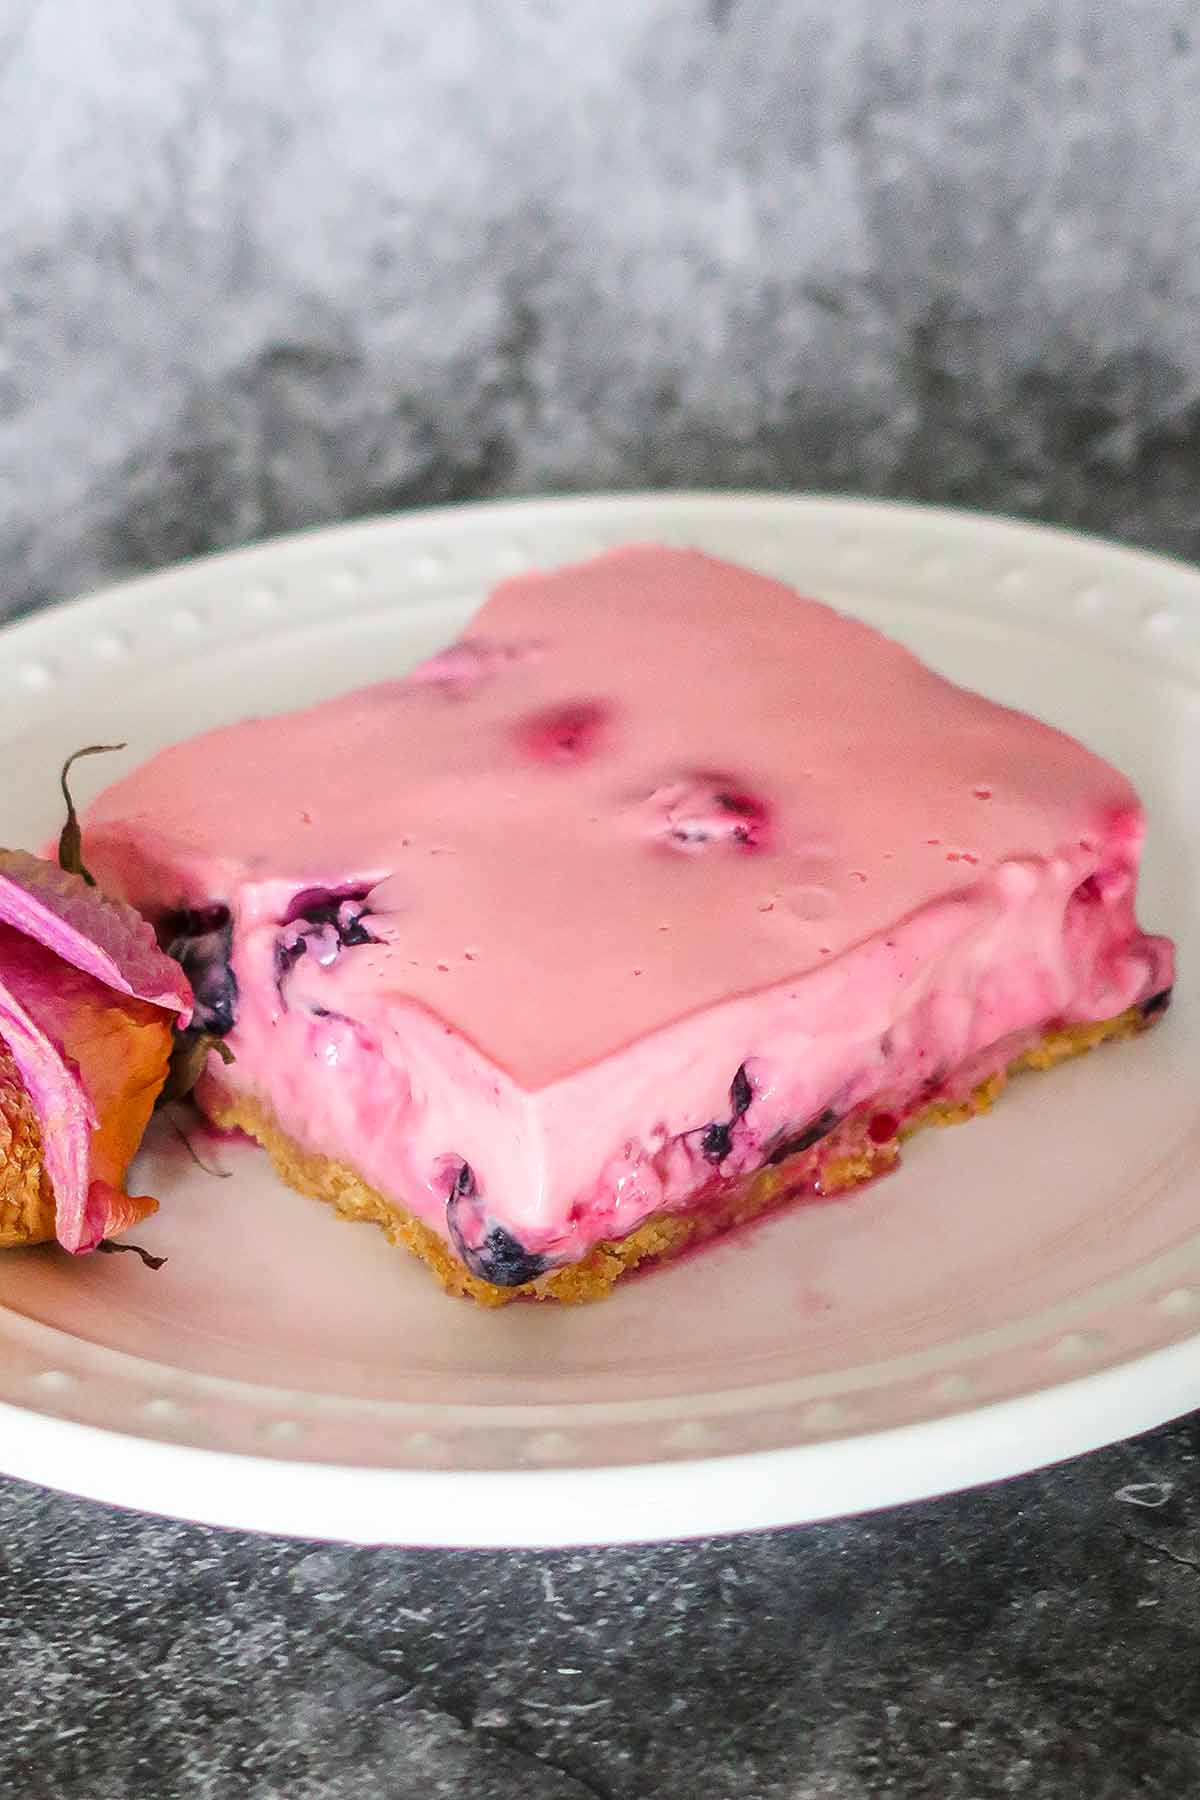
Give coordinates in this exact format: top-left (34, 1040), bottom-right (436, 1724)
top-left (3, 1418), bottom-right (1199, 1799)
top-left (4, 0), bottom-right (1200, 620)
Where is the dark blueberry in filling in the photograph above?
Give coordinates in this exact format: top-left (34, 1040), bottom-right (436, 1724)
top-left (712, 790), bottom-right (766, 848)
top-left (648, 775), bottom-right (769, 852)
top-left (161, 906), bottom-right (238, 1037)
top-left (336, 913), bottom-right (373, 947)
top-left (468, 1225), bottom-right (549, 1287)
top-left (1140, 986), bottom-right (1173, 1020)
top-left (767, 1106), bottom-right (840, 1165)
top-left (700, 1121), bottom-right (732, 1164)
top-left (275, 940), bottom-right (303, 985)
top-left (275, 889), bottom-right (378, 992)
top-left (700, 1062), bottom-right (754, 1163)
top-left (445, 1162), bottom-right (549, 1287)
top-left (290, 894), bottom-right (375, 947)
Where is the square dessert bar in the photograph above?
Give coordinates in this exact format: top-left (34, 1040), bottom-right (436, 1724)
top-left (82, 547), bottom-right (1174, 1302)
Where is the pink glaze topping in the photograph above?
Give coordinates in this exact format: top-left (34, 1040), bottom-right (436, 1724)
top-left (80, 547), bottom-right (1173, 1279)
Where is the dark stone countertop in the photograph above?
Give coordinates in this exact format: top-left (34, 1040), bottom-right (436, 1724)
top-left (3, 1413), bottom-right (1198, 1799)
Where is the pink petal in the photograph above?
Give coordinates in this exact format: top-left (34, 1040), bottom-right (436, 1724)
top-left (83, 1179), bottom-right (158, 1244)
top-left (0, 969), bottom-right (95, 1252)
top-left (0, 850), bottom-right (192, 1021)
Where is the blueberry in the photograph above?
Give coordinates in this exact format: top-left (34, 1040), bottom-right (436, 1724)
top-left (285, 888), bottom-right (377, 946)
top-left (1141, 986), bottom-right (1173, 1019)
top-left (445, 1161), bottom-right (549, 1287)
top-left (700, 1121), bottom-right (732, 1163)
top-left (469, 1226), bottom-right (550, 1287)
top-left (643, 774), bottom-right (770, 853)
top-left (274, 935), bottom-right (305, 985)
top-left (700, 1062), bottom-right (754, 1162)
top-left (162, 906), bottom-right (238, 1037)
top-left (275, 890), bottom-right (377, 995)
top-left (767, 1106), bottom-right (840, 1164)
top-left (337, 914), bottom-right (373, 948)
top-left (293, 894), bottom-right (375, 947)
top-left (730, 1063), bottom-right (753, 1118)
top-left (712, 790), bottom-right (766, 847)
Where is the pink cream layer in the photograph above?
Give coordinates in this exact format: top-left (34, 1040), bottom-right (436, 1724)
top-left (80, 547), bottom-right (1173, 1270)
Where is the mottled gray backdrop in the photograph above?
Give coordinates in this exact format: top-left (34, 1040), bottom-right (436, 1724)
top-left (4, 0), bottom-right (1200, 621)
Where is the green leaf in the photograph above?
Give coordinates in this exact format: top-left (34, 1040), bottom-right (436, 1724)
top-left (58, 743), bottom-right (126, 886)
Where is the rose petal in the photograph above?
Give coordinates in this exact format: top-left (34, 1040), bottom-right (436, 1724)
top-left (0, 970), bottom-right (95, 1251)
top-left (0, 924), bottom-right (174, 1253)
top-left (0, 850), bottom-right (192, 1021)
top-left (84, 1179), bottom-right (159, 1242)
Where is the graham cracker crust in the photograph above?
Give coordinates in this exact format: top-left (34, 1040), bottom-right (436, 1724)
top-left (207, 1002), bottom-right (1158, 1306)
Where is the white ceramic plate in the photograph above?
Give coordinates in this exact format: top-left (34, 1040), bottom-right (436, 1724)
top-left (0, 493), bottom-right (1197, 1547)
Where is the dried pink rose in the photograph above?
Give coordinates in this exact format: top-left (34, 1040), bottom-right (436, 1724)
top-left (0, 779), bottom-right (193, 1255)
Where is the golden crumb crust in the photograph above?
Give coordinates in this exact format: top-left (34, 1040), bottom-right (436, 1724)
top-left (206, 1002), bottom-right (1157, 1306)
